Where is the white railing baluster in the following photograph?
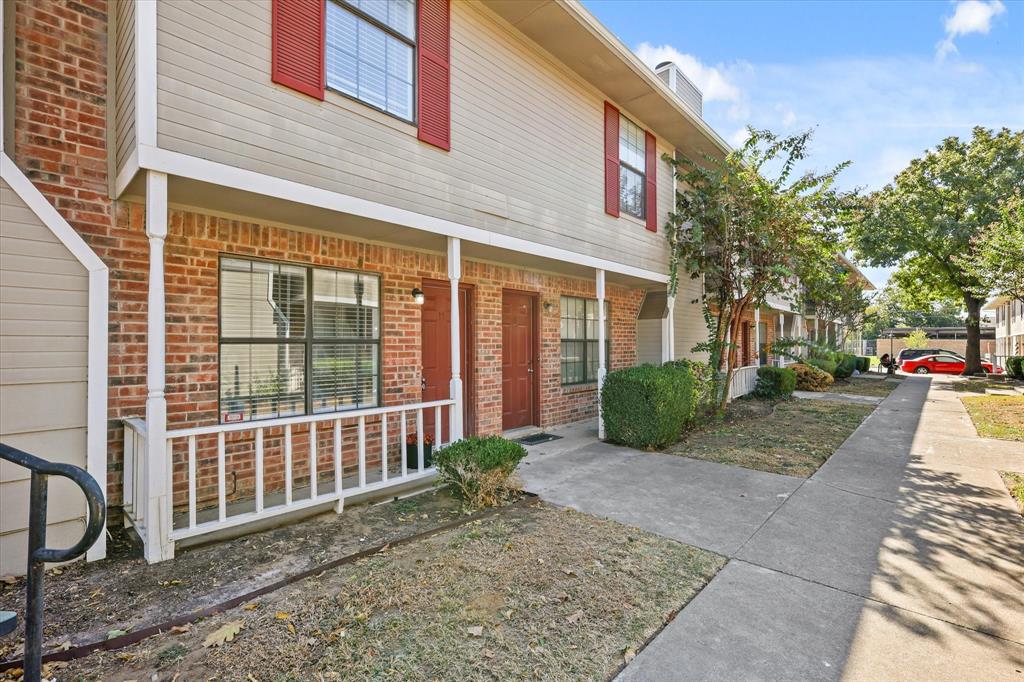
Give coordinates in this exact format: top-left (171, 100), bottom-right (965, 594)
top-left (417, 408), bottom-right (425, 471)
top-left (400, 410), bottom-right (408, 478)
top-left (380, 413), bottom-right (388, 482)
top-left (333, 419), bottom-right (343, 513)
top-left (434, 405), bottom-right (442, 450)
top-left (309, 421), bottom-right (317, 499)
top-left (358, 415), bottom-right (367, 488)
top-left (217, 432), bottom-right (226, 522)
top-left (284, 424), bottom-right (293, 506)
top-left (187, 435), bottom-right (197, 529)
top-left (255, 428), bottom-right (264, 514)
top-left (123, 427), bottom-right (135, 517)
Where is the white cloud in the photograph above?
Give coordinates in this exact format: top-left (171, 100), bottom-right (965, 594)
top-left (634, 42), bottom-right (742, 103)
top-left (936, 1), bottom-right (1006, 61)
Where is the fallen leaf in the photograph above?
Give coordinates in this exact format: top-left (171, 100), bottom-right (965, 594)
top-left (503, 609), bottom-right (513, 619)
top-left (158, 579), bottom-right (182, 587)
top-left (375, 543), bottom-right (390, 555)
top-left (560, 567), bottom-right (578, 577)
top-left (203, 621), bottom-right (244, 647)
top-left (481, 648), bottom-right (495, 659)
top-left (106, 629), bottom-right (128, 640)
top-left (287, 622), bottom-right (296, 635)
top-left (0, 575), bottom-right (17, 585)
top-left (466, 626), bottom-right (484, 637)
top-left (242, 602), bottom-right (260, 611)
top-left (623, 647), bottom-right (637, 664)
top-left (565, 610), bottom-right (584, 624)
top-left (169, 624), bottom-right (192, 634)
top-left (88, 588), bottom-right (103, 598)
top-left (275, 612), bottom-right (291, 620)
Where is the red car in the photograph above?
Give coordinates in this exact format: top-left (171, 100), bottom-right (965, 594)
top-left (901, 354), bottom-right (1002, 375)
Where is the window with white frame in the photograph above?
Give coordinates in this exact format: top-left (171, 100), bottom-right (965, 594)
top-left (618, 114), bottom-right (646, 219)
top-left (219, 257), bottom-right (381, 424)
top-left (325, 0), bottom-right (416, 122)
top-left (560, 296), bottom-right (611, 385)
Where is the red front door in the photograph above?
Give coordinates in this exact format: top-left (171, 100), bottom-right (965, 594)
top-left (502, 290), bottom-right (536, 431)
top-left (421, 280), bottom-right (471, 441)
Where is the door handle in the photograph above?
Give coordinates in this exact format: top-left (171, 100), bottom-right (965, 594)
top-left (527, 367), bottom-right (534, 373)
top-left (421, 376), bottom-right (427, 389)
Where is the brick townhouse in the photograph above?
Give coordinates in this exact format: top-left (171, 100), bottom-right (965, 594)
top-left (1, 0), bottom-right (730, 571)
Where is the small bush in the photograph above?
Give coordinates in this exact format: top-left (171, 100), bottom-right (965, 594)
top-left (807, 357), bottom-right (837, 376)
top-left (753, 366), bottom-right (796, 400)
top-left (602, 364), bottom-right (696, 449)
top-left (1007, 356), bottom-right (1024, 379)
top-left (833, 354), bottom-right (857, 379)
top-left (434, 436), bottom-right (527, 509)
top-left (791, 362), bottom-right (834, 391)
top-left (856, 356), bottom-right (871, 372)
top-left (663, 359), bottom-right (717, 425)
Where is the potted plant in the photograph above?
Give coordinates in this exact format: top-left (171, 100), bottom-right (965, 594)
top-left (405, 432), bottom-right (435, 469)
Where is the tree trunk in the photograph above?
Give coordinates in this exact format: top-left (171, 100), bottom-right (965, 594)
top-left (962, 293), bottom-right (983, 375)
top-left (718, 305), bottom-right (746, 412)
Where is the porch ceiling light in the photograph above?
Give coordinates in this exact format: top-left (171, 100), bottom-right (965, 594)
top-left (411, 287), bottom-right (425, 305)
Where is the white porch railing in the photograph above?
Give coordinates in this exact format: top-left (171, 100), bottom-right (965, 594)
top-left (123, 399), bottom-right (453, 554)
top-left (727, 365), bottom-right (759, 401)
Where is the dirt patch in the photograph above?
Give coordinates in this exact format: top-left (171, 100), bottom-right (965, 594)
top-left (666, 398), bottom-right (876, 477)
top-left (826, 376), bottom-right (899, 398)
top-left (0, 489), bottom-right (464, 664)
top-left (43, 502), bottom-right (723, 681)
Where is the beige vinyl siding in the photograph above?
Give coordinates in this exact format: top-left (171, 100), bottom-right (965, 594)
top-left (154, 0), bottom-right (672, 274)
top-left (0, 178), bottom-right (89, 576)
top-left (636, 318), bottom-right (662, 366)
top-left (113, 0), bottom-right (136, 175)
top-left (673, 275), bottom-right (709, 362)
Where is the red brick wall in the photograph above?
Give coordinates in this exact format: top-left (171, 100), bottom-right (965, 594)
top-left (9, 0), bottom-right (646, 512)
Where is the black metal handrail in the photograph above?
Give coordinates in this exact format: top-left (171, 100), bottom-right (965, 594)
top-left (0, 443), bottom-right (106, 682)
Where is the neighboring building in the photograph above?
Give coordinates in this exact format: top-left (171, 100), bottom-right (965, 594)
top-left (0, 0), bottom-right (729, 568)
top-left (983, 296), bottom-right (1022, 366)
top-left (873, 327), bottom-right (997, 360)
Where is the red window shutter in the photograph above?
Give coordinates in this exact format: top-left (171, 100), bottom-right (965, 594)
top-left (271, 0), bottom-right (325, 100)
top-left (604, 101), bottom-right (620, 217)
top-left (418, 0), bottom-right (451, 150)
top-left (644, 131), bottom-right (657, 232)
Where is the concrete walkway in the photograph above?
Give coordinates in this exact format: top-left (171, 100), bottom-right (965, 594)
top-left (519, 376), bottom-right (1024, 680)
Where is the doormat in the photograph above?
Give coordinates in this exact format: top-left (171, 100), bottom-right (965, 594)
top-left (515, 433), bottom-right (563, 446)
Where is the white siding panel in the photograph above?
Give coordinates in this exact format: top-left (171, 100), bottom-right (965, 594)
top-left (0, 177), bottom-right (89, 575)
top-left (673, 276), bottom-right (710, 362)
top-left (636, 319), bottom-right (663, 366)
top-left (154, 0), bottom-right (672, 274)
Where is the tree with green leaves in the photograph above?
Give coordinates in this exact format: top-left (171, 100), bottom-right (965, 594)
top-left (798, 259), bottom-right (870, 349)
top-left (666, 127), bottom-right (849, 409)
top-left (861, 281), bottom-right (965, 339)
top-left (850, 127), bottom-right (1024, 374)
top-left (905, 328), bottom-right (930, 349)
top-left (964, 191), bottom-right (1024, 305)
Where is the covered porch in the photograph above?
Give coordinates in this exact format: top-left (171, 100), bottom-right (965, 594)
top-left (122, 170), bottom-right (670, 562)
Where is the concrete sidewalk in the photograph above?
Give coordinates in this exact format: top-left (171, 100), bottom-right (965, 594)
top-left (520, 377), bottom-right (1024, 680)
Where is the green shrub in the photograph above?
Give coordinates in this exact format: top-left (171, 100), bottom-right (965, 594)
top-left (791, 362), bottom-right (834, 391)
top-left (1007, 356), bottom-right (1024, 379)
top-left (662, 359), bottom-right (717, 424)
top-left (807, 357), bottom-right (837, 376)
top-left (434, 436), bottom-right (527, 509)
top-left (833, 354), bottom-right (857, 379)
top-left (856, 356), bottom-right (870, 372)
top-left (753, 366), bottom-right (796, 399)
top-left (602, 364), bottom-right (696, 449)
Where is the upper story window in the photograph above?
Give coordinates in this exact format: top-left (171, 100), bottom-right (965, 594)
top-left (618, 115), bottom-right (646, 220)
top-left (219, 257), bottom-right (381, 424)
top-left (325, 0), bottom-right (416, 122)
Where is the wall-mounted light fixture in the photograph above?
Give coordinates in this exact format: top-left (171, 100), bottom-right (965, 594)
top-left (411, 287), bottom-right (425, 305)
top-left (543, 300), bottom-right (554, 313)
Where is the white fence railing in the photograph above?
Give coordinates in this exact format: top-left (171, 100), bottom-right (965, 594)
top-left (727, 365), bottom-right (759, 401)
top-left (123, 399), bottom-right (453, 553)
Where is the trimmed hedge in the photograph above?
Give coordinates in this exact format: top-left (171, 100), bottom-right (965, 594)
top-left (807, 357), bottom-right (837, 376)
top-left (1007, 356), bottom-right (1024, 379)
top-left (434, 436), bottom-right (527, 508)
top-left (856, 356), bottom-right (871, 372)
top-left (753, 366), bottom-right (796, 399)
top-left (833, 354), bottom-right (857, 379)
top-left (663, 359), bottom-right (717, 425)
top-left (791, 362), bottom-right (834, 391)
top-left (602, 364), bottom-right (696, 449)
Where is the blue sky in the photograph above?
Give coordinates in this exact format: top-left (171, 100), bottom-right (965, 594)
top-left (583, 0), bottom-right (1024, 288)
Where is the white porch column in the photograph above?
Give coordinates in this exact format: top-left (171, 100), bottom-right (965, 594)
top-left (661, 294), bottom-right (676, 363)
top-left (596, 270), bottom-right (607, 440)
top-left (447, 237), bottom-right (463, 442)
top-left (779, 312), bottom-right (785, 365)
top-left (144, 171), bottom-right (173, 563)
top-left (754, 307), bottom-right (761, 366)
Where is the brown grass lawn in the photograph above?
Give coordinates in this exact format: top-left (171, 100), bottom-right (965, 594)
top-left (666, 398), bottom-right (875, 478)
top-left (826, 376), bottom-right (899, 398)
top-left (1000, 472), bottom-right (1024, 515)
top-left (56, 503), bottom-right (724, 681)
top-left (961, 395), bottom-right (1024, 441)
